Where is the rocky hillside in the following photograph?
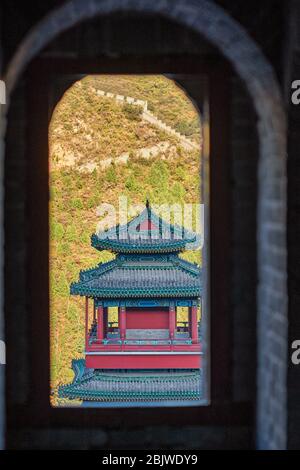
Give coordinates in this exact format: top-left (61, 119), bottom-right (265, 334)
top-left (49, 75), bottom-right (201, 172)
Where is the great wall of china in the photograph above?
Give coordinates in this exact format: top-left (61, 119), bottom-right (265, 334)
top-left (91, 87), bottom-right (199, 152)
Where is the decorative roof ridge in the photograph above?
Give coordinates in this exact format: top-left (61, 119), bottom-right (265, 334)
top-left (91, 235), bottom-right (189, 254)
top-left (70, 285), bottom-right (201, 298)
top-left (118, 253), bottom-right (172, 261)
top-left (71, 358), bottom-right (87, 383)
top-left (138, 206), bottom-right (194, 238)
top-left (170, 255), bottom-right (201, 277)
top-left (114, 265), bottom-right (179, 270)
top-left (78, 257), bottom-right (124, 282)
top-left (77, 254), bottom-right (200, 277)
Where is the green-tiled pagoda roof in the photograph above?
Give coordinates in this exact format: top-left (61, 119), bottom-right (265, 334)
top-left (91, 204), bottom-right (199, 254)
top-left (70, 254), bottom-right (201, 299)
top-left (58, 359), bottom-right (202, 403)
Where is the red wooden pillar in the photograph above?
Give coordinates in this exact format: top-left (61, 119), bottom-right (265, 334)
top-left (85, 297), bottom-right (89, 350)
top-left (97, 304), bottom-right (104, 342)
top-left (169, 303), bottom-right (176, 341)
top-left (119, 306), bottom-right (126, 341)
top-left (191, 305), bottom-right (198, 343)
top-left (188, 307), bottom-right (192, 337)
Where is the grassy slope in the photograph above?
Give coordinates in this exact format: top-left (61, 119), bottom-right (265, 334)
top-left (50, 75), bottom-right (201, 405)
top-left (50, 82), bottom-right (174, 167)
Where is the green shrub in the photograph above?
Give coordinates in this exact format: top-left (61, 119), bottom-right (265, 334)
top-left (122, 103), bottom-right (143, 121)
top-left (62, 174), bottom-right (73, 187)
top-left (149, 160), bottom-right (169, 188)
top-left (76, 179), bottom-right (83, 190)
top-left (147, 102), bottom-right (155, 112)
top-left (79, 231), bottom-right (90, 244)
top-left (87, 195), bottom-right (98, 209)
top-left (175, 165), bottom-right (186, 181)
top-left (171, 182), bottom-right (186, 202)
top-left (91, 168), bottom-right (98, 181)
top-left (65, 225), bottom-right (77, 242)
top-left (70, 198), bottom-right (84, 209)
top-left (106, 165), bottom-right (117, 184)
top-left (175, 118), bottom-right (200, 137)
top-left (63, 122), bottom-right (73, 131)
top-left (52, 272), bottom-right (69, 297)
top-left (125, 174), bottom-right (139, 192)
top-left (51, 222), bottom-right (65, 241)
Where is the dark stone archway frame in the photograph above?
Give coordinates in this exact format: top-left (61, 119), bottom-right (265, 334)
top-left (2, 0), bottom-right (287, 449)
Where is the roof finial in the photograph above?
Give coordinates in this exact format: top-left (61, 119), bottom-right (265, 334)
top-left (146, 199), bottom-right (150, 209)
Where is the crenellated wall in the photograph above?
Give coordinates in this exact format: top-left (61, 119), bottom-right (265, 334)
top-left (94, 87), bottom-right (148, 111)
top-left (89, 86), bottom-right (199, 152)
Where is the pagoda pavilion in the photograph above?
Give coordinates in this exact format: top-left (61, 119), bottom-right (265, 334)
top-left (59, 203), bottom-right (202, 404)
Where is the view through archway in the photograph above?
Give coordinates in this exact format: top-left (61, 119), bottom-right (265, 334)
top-left (49, 74), bottom-right (204, 407)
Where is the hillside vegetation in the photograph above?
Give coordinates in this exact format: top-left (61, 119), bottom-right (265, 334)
top-left (49, 75), bottom-right (202, 406)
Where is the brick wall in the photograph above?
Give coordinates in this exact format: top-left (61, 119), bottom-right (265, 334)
top-left (288, 55), bottom-right (300, 447)
top-left (4, 19), bottom-right (259, 450)
top-left (286, 0), bottom-right (300, 450)
top-left (5, 81), bottom-right (30, 407)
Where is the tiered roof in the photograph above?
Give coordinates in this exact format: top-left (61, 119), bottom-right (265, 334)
top-left (70, 204), bottom-right (201, 299)
top-left (59, 359), bottom-right (202, 403)
top-left (91, 203), bottom-right (199, 254)
top-left (71, 254), bottom-right (201, 298)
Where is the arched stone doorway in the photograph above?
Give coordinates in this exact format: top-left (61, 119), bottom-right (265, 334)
top-left (1, 0), bottom-right (287, 449)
